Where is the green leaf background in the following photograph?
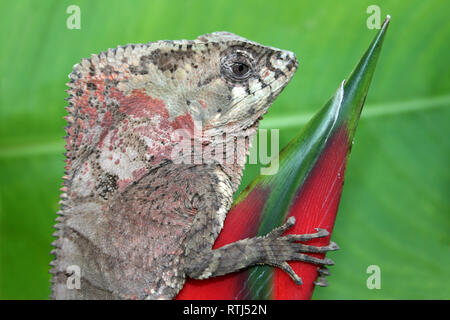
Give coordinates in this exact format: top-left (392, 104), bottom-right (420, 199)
top-left (0, 0), bottom-right (448, 299)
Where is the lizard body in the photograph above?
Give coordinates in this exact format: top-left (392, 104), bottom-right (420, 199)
top-left (50, 32), bottom-right (337, 299)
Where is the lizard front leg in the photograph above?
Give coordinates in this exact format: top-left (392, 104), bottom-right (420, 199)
top-left (184, 216), bottom-right (339, 285)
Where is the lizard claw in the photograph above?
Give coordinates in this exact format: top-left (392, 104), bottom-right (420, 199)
top-left (280, 262), bottom-right (303, 285)
top-left (318, 266), bottom-right (331, 276)
top-left (315, 228), bottom-right (330, 237)
top-left (314, 266), bottom-right (331, 287)
top-left (314, 276), bottom-right (329, 287)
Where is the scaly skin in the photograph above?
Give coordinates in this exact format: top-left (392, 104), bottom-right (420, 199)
top-left (50, 32), bottom-right (337, 299)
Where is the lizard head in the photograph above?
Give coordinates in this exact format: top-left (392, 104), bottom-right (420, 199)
top-left (64, 32), bottom-right (298, 194)
top-left (185, 32), bottom-right (299, 135)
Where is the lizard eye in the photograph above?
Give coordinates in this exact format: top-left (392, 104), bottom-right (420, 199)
top-left (221, 48), bottom-right (255, 82)
top-left (231, 62), bottom-right (250, 78)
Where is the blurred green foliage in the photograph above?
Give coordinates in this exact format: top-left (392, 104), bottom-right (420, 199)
top-left (0, 0), bottom-right (448, 299)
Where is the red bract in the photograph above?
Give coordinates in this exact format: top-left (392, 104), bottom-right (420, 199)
top-left (274, 127), bottom-right (348, 299)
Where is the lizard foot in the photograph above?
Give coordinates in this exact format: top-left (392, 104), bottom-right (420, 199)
top-left (314, 266), bottom-right (331, 287)
top-left (260, 216), bottom-right (339, 285)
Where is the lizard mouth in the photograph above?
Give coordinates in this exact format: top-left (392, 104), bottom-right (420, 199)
top-left (242, 69), bottom-right (298, 131)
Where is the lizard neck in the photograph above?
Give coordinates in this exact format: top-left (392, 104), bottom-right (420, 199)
top-left (205, 124), bottom-right (258, 193)
top-left (168, 120), bottom-right (259, 193)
